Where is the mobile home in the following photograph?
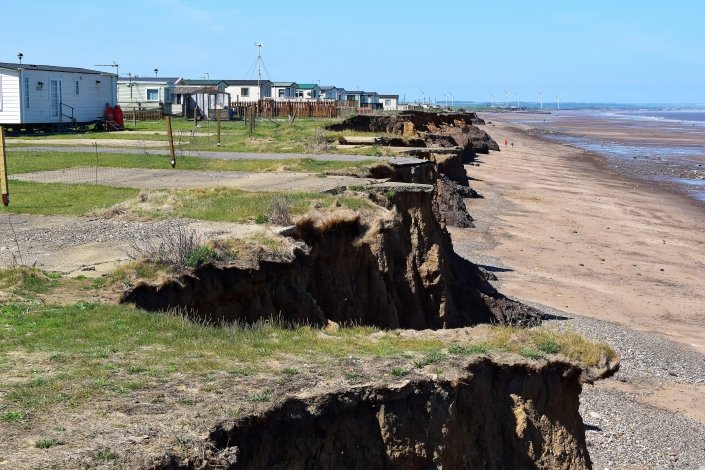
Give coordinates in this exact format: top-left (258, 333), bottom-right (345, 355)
top-left (0, 62), bottom-right (116, 129)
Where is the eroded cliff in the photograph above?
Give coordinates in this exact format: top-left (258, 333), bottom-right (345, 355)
top-left (152, 355), bottom-right (618, 469)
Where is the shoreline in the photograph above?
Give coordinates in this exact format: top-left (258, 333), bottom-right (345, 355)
top-left (455, 116), bottom-right (705, 351)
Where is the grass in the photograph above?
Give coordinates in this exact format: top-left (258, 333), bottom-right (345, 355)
top-left (0, 301), bottom-right (445, 414)
top-left (5, 149), bottom-right (376, 175)
top-left (35, 438), bottom-right (59, 449)
top-left (413, 349), bottom-right (448, 368)
top-left (0, 266), bottom-right (615, 423)
top-left (0, 182), bottom-right (369, 220)
top-left (0, 267), bottom-right (61, 299)
top-left (6, 117), bottom-right (362, 154)
top-left (1, 180), bottom-right (138, 216)
top-left (447, 343), bottom-right (488, 355)
top-left (390, 367), bottom-right (409, 377)
top-left (2, 410), bottom-right (28, 422)
top-left (114, 187), bottom-right (371, 223)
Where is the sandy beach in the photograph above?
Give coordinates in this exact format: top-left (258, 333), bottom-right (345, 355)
top-left (457, 116), bottom-right (705, 351)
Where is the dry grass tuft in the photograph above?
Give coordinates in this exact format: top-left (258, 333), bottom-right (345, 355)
top-left (295, 209), bottom-right (362, 242)
top-left (367, 162), bottom-right (396, 179)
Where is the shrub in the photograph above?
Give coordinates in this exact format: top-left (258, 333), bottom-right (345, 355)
top-left (185, 246), bottom-right (218, 267)
top-left (268, 195), bottom-right (292, 225)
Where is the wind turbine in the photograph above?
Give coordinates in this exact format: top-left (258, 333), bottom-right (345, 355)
top-left (515, 92), bottom-right (520, 108)
top-left (448, 92), bottom-right (454, 107)
top-left (443, 93), bottom-right (449, 107)
top-left (504, 89), bottom-right (511, 108)
top-left (556, 95), bottom-right (561, 109)
top-left (538, 92), bottom-right (544, 109)
top-left (419, 89), bottom-right (426, 105)
top-left (490, 94), bottom-right (495, 107)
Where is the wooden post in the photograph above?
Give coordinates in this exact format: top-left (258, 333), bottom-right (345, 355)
top-left (133, 107), bottom-right (137, 127)
top-left (166, 116), bottom-right (176, 168)
top-left (248, 106), bottom-right (255, 137)
top-left (216, 107), bottom-right (221, 146)
top-left (0, 126), bottom-right (9, 206)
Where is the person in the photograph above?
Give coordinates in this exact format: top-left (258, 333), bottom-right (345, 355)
top-left (504, 138), bottom-right (508, 146)
top-left (511, 142), bottom-right (514, 147)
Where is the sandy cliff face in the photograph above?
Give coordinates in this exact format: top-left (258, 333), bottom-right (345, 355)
top-left (153, 357), bottom-right (603, 470)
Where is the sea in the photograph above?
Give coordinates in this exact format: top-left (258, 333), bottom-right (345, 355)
top-left (464, 104), bottom-right (705, 204)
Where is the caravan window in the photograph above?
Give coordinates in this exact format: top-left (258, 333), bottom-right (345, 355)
top-left (241, 87), bottom-right (250, 97)
top-left (146, 89), bottom-right (159, 101)
top-left (75, 80), bottom-right (80, 95)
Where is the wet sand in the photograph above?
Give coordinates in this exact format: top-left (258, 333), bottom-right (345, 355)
top-left (456, 116), bottom-right (705, 351)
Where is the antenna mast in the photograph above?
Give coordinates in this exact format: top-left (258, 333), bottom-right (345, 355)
top-left (94, 61), bottom-right (119, 77)
top-left (254, 42), bottom-right (263, 94)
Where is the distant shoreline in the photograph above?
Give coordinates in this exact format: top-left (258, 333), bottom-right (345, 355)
top-left (482, 111), bottom-right (705, 207)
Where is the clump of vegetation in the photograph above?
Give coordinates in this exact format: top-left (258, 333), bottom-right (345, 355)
top-left (35, 438), bottom-right (59, 449)
top-left (0, 266), bottom-right (60, 300)
top-left (413, 349), bottom-right (447, 368)
top-left (268, 194), bottom-right (292, 225)
top-left (447, 343), bottom-right (488, 355)
top-left (390, 367), bottom-right (409, 377)
top-left (185, 246), bottom-right (218, 267)
top-left (2, 410), bottom-right (28, 422)
top-left (95, 448), bottom-right (119, 461)
top-left (249, 388), bottom-right (273, 402)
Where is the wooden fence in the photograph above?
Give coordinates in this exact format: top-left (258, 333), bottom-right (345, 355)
top-left (230, 100), bottom-right (339, 119)
top-left (122, 108), bottom-right (163, 121)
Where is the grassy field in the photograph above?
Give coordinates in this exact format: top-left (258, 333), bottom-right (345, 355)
top-left (111, 187), bottom-right (372, 223)
top-left (5, 149), bottom-right (376, 175)
top-left (0, 181), bottom-right (369, 220)
top-left (6, 117), bottom-right (400, 155)
top-left (0, 266), bottom-right (616, 465)
top-left (0, 266), bottom-right (616, 418)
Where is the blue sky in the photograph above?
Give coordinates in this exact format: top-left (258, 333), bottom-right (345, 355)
top-left (2, 1), bottom-right (703, 104)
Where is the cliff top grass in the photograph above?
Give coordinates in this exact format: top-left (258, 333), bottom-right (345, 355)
top-left (0, 181), bottom-right (370, 220)
top-left (0, 265), bottom-right (617, 466)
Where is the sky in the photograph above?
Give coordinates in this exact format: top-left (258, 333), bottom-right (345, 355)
top-left (1, 1), bottom-right (704, 104)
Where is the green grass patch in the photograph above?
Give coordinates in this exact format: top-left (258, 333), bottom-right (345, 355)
top-left (5, 149), bottom-right (375, 175)
top-left (2, 410), bottom-right (28, 422)
top-left (0, 302), bottom-right (444, 414)
top-left (390, 367), bottom-right (409, 377)
top-left (248, 388), bottom-right (273, 402)
top-left (1, 180), bottom-right (138, 216)
top-left (120, 187), bottom-right (370, 223)
top-left (0, 267), bottom-right (61, 299)
top-left (35, 438), bottom-right (59, 449)
top-left (413, 349), bottom-right (447, 368)
top-left (447, 343), bottom-right (488, 355)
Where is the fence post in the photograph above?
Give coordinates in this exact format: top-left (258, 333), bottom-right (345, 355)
top-left (166, 116), bottom-right (176, 168)
top-left (216, 107), bottom-right (221, 146)
top-left (0, 126), bottom-right (8, 206)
